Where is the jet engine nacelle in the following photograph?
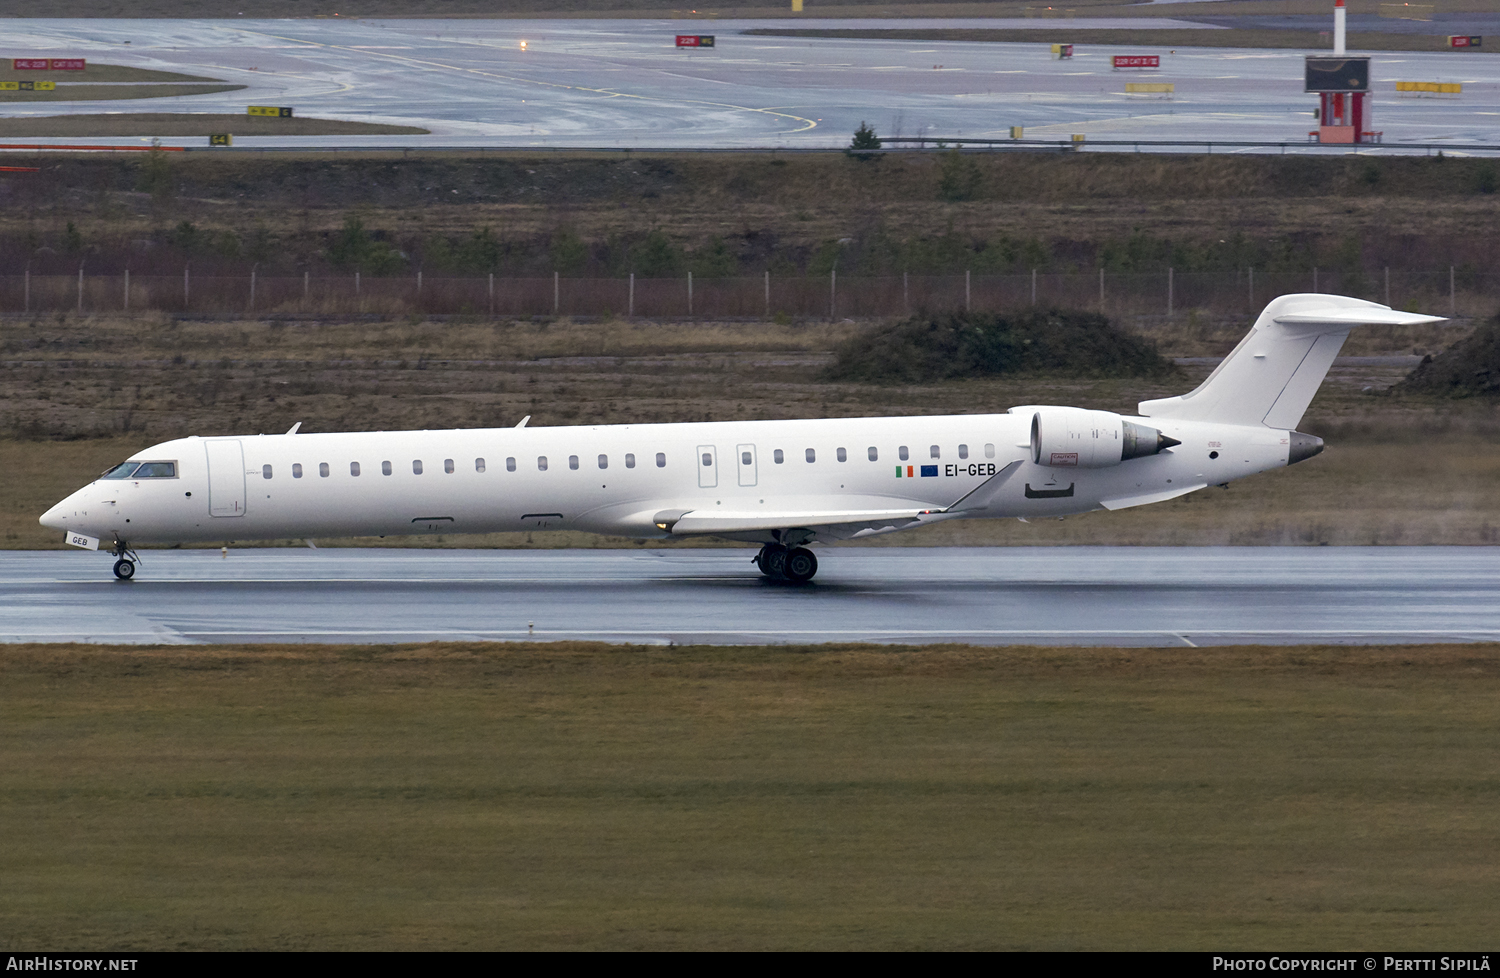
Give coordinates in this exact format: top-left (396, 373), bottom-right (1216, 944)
top-left (1030, 408), bottom-right (1180, 469)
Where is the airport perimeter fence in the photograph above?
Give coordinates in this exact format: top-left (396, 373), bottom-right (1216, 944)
top-left (1, 267), bottom-right (1493, 322)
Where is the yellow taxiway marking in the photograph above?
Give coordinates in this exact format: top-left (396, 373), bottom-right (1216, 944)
top-left (237, 28), bottom-right (818, 134)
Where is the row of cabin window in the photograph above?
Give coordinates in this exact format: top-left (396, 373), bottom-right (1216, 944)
top-left (761, 444), bottom-right (996, 465)
top-left (261, 453), bottom-right (670, 479)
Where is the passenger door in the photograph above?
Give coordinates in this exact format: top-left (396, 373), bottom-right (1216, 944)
top-left (204, 439), bottom-right (246, 517)
top-left (736, 443), bottom-right (757, 487)
top-left (696, 444), bottom-right (718, 489)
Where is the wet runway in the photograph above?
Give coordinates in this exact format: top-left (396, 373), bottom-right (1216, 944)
top-left (4, 547), bottom-right (1497, 647)
top-left (1, 17), bottom-right (1498, 151)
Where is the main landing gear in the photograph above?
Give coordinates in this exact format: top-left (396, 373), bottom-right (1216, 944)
top-left (110, 539), bottom-right (138, 581)
top-left (754, 543), bottom-right (819, 583)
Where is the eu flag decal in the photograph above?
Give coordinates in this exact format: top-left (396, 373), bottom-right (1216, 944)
top-left (920, 465), bottom-right (938, 477)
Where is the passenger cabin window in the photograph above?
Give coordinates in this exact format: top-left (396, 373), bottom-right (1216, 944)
top-left (958, 444), bottom-right (969, 460)
top-left (569, 455), bottom-right (579, 470)
top-left (381, 461), bottom-right (392, 476)
top-left (656, 452), bottom-right (666, 468)
top-left (701, 452), bottom-right (712, 467)
top-left (625, 453), bottom-right (636, 469)
top-left (774, 450), bottom-right (784, 464)
top-left (319, 462), bottom-right (329, 478)
top-left (598, 454), bottom-right (608, 470)
top-left (293, 463), bottom-right (303, 479)
top-left (263, 464), bottom-right (273, 480)
top-left (836, 447), bottom-right (847, 462)
top-left (538, 456), bottom-right (548, 471)
top-left (477, 458), bottom-right (488, 473)
top-left (984, 443), bottom-right (995, 459)
top-left (444, 459), bottom-right (454, 474)
top-left (101, 462), bottom-right (139, 480)
top-left (351, 462), bottom-right (361, 477)
top-left (506, 458), bottom-right (516, 473)
top-left (899, 446), bottom-right (909, 461)
top-left (805, 448), bottom-right (816, 463)
top-left (868, 447), bottom-right (878, 462)
top-left (930, 445), bottom-right (941, 459)
top-left (742, 451), bottom-right (752, 465)
top-left (413, 460), bottom-right (423, 475)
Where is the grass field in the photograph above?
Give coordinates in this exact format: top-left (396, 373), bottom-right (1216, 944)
top-left (2, 640), bottom-right (1497, 950)
top-left (0, 114), bottom-right (431, 137)
top-left (0, 65), bottom-right (222, 84)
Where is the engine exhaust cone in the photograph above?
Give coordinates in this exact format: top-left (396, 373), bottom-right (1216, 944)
top-left (1122, 421), bottom-right (1179, 461)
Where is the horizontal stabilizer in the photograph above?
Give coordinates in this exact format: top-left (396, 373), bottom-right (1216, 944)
top-left (1139, 294), bottom-right (1445, 430)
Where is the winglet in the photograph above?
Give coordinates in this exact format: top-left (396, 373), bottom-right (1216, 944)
top-left (516, 416), bottom-right (531, 428)
top-left (285, 422), bottom-right (302, 435)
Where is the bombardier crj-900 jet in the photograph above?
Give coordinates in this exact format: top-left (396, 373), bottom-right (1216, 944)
top-left (42, 295), bottom-right (1441, 582)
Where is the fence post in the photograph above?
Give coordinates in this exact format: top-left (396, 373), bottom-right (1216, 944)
top-left (1031, 268), bottom-right (1037, 305)
top-left (629, 272), bottom-right (635, 318)
top-left (489, 272), bottom-right (495, 316)
top-left (903, 271), bottom-right (909, 314)
top-left (764, 270), bottom-right (770, 319)
top-left (24, 266), bottom-right (29, 314)
top-left (417, 269), bottom-right (422, 308)
top-left (77, 264), bottom-right (84, 315)
top-left (124, 268), bottom-right (129, 312)
top-left (1168, 267), bottom-right (1174, 317)
top-left (1098, 267), bottom-right (1104, 312)
top-left (687, 271), bottom-right (693, 317)
top-left (1384, 266), bottom-right (1390, 306)
top-left (554, 271), bottom-right (560, 315)
top-left (184, 265), bottom-right (189, 310)
top-left (965, 269), bottom-right (971, 312)
top-left (830, 268), bottom-right (836, 320)
top-left (1248, 266), bottom-right (1254, 307)
top-left (356, 270), bottom-right (361, 296)
top-left (1450, 265), bottom-right (1456, 316)
top-left (303, 271), bottom-right (309, 309)
top-left (249, 265), bottom-right (256, 313)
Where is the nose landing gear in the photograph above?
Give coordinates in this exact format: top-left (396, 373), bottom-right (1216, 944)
top-left (109, 539), bottom-right (138, 581)
top-left (753, 543), bottom-right (819, 583)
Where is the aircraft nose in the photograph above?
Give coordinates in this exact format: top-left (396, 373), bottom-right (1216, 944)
top-left (39, 492), bottom-right (78, 531)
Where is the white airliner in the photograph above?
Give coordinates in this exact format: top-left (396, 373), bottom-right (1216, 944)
top-left (41, 294), bottom-right (1440, 582)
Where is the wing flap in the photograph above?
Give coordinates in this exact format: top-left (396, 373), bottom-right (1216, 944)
top-left (667, 509), bottom-right (929, 535)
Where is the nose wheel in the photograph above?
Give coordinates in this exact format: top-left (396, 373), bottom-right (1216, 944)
top-left (754, 544), bottom-right (818, 583)
top-left (113, 558), bottom-right (135, 580)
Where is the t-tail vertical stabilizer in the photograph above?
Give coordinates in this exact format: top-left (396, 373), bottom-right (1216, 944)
top-left (1138, 294), bottom-right (1444, 429)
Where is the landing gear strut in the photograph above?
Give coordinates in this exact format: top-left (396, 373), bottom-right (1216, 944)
top-left (110, 539), bottom-right (137, 581)
top-left (754, 543), bottom-right (818, 583)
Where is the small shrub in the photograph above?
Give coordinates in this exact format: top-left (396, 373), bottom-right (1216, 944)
top-left (938, 149), bottom-right (983, 202)
top-left (824, 309), bottom-right (1180, 383)
top-left (846, 121), bottom-right (882, 162)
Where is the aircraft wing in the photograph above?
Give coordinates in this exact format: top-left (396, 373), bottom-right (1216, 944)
top-left (656, 508), bottom-right (933, 536)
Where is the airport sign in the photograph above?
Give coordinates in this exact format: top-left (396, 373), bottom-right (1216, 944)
top-left (248, 106), bottom-right (294, 117)
top-left (675, 35), bottom-right (715, 48)
top-left (1305, 56), bottom-right (1369, 92)
top-left (1112, 55), bottom-right (1159, 69)
top-left (0, 81), bottom-right (57, 91)
top-left (1449, 36), bottom-right (1482, 48)
top-left (11, 58), bottom-right (85, 70)
top-left (209, 134), bottom-right (233, 146)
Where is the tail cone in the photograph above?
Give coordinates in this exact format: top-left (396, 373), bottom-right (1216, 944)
top-left (1288, 431), bottom-right (1324, 465)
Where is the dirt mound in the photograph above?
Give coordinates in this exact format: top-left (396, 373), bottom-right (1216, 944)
top-left (824, 309), bottom-right (1179, 383)
top-left (1397, 311), bottom-right (1500, 397)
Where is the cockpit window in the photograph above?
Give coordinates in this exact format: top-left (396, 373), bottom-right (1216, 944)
top-left (101, 462), bottom-right (139, 480)
top-left (133, 462), bottom-right (176, 479)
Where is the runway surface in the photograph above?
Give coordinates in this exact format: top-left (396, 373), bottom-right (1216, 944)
top-left (4, 546), bottom-right (1497, 647)
top-left (2, 18), bottom-right (1498, 151)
